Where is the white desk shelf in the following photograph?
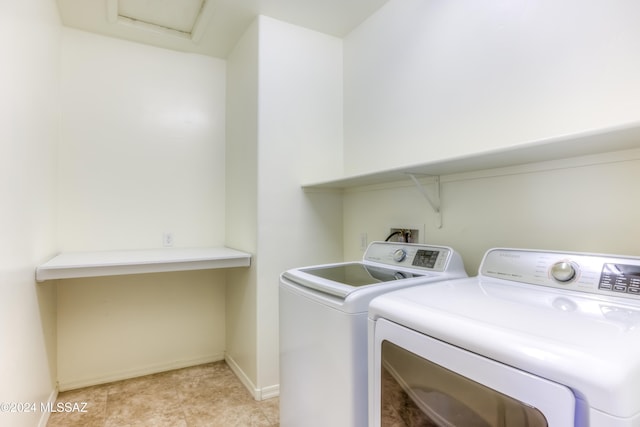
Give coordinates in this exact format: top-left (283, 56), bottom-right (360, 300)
top-left (36, 247), bottom-right (251, 282)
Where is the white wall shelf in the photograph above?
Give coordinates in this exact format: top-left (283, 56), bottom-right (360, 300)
top-left (302, 121), bottom-right (640, 189)
top-left (36, 247), bottom-right (251, 282)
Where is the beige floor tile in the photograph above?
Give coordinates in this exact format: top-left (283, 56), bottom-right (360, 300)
top-left (46, 361), bottom-right (279, 427)
top-left (105, 388), bottom-right (181, 426)
top-left (183, 401), bottom-right (272, 427)
top-left (46, 383), bottom-right (109, 427)
top-left (257, 397), bottom-right (280, 426)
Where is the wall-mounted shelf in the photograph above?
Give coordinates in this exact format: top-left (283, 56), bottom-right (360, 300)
top-left (302, 121), bottom-right (640, 189)
top-left (36, 247), bottom-right (251, 282)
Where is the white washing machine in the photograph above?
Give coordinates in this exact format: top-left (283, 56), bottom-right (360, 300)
top-left (279, 241), bottom-right (467, 427)
top-left (369, 248), bottom-right (640, 427)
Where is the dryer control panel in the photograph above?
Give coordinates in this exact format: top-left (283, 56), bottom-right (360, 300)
top-left (481, 248), bottom-right (640, 300)
top-left (599, 263), bottom-right (640, 295)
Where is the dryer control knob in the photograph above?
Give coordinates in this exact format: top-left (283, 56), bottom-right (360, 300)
top-left (551, 261), bottom-right (577, 283)
top-left (393, 249), bottom-right (407, 262)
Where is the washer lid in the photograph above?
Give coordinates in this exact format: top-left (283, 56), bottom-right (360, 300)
top-left (369, 277), bottom-right (640, 419)
top-left (283, 262), bottom-right (428, 299)
top-left (300, 262), bottom-right (424, 286)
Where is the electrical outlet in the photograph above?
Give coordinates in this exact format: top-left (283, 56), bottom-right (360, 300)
top-left (163, 233), bottom-right (174, 247)
top-left (388, 228), bottom-right (419, 243)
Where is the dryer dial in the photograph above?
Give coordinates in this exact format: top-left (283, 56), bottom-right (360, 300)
top-left (551, 261), bottom-right (577, 283)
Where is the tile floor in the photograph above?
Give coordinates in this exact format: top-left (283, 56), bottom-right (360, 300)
top-left (46, 361), bottom-right (279, 427)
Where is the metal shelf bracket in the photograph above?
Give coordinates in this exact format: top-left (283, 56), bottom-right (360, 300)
top-left (408, 174), bottom-right (442, 228)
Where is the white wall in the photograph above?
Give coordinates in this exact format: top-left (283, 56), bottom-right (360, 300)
top-left (342, 0), bottom-right (640, 271)
top-left (225, 16), bottom-right (343, 398)
top-left (344, 149), bottom-right (640, 272)
top-left (0, 2), bottom-right (60, 426)
top-left (58, 28), bottom-right (226, 251)
top-left (57, 270), bottom-right (226, 390)
top-left (256, 15), bottom-right (344, 392)
top-left (344, 0), bottom-right (640, 175)
top-left (56, 29), bottom-right (228, 389)
top-left (225, 17), bottom-right (260, 391)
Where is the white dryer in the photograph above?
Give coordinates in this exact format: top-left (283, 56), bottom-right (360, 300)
top-left (369, 248), bottom-right (640, 426)
top-left (279, 241), bottom-right (467, 427)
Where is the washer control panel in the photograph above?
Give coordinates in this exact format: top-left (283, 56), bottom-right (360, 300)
top-left (364, 242), bottom-right (455, 272)
top-left (481, 248), bottom-right (640, 299)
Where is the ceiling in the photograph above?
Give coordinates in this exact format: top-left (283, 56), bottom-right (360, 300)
top-left (56, 0), bottom-right (389, 58)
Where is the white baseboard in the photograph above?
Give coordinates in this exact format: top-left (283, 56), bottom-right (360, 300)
top-left (57, 353), bottom-right (225, 391)
top-left (224, 353), bottom-right (279, 401)
top-left (37, 388), bottom-right (58, 427)
top-left (55, 352), bottom-right (280, 402)
top-left (260, 383), bottom-right (280, 400)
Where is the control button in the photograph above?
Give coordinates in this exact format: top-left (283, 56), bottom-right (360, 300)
top-left (550, 261), bottom-right (577, 283)
top-left (393, 249), bottom-right (407, 262)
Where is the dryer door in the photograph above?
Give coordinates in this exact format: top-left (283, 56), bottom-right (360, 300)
top-left (370, 319), bottom-right (576, 427)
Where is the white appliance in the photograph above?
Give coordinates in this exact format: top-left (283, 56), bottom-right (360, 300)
top-left (279, 241), bottom-right (467, 427)
top-left (369, 248), bottom-right (640, 427)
